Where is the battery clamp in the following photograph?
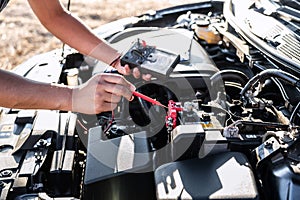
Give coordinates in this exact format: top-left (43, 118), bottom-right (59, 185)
top-left (120, 39), bottom-right (180, 78)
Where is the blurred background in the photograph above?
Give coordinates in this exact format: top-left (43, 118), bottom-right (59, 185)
top-left (0, 0), bottom-right (199, 70)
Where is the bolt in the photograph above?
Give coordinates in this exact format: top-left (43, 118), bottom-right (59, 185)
top-left (37, 139), bottom-right (46, 147)
top-left (0, 170), bottom-right (12, 178)
top-left (264, 141), bottom-right (273, 149)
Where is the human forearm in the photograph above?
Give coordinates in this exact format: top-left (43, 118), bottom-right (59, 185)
top-left (0, 70), bottom-right (135, 114)
top-left (28, 0), bottom-right (120, 65)
top-left (0, 69), bottom-right (72, 111)
top-left (27, 0), bottom-right (151, 80)
top-left (44, 13), bottom-right (120, 65)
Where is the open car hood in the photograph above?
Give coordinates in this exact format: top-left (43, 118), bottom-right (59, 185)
top-left (1, 1), bottom-right (300, 199)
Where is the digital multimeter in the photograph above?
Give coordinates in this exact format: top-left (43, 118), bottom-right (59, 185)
top-left (120, 39), bottom-right (180, 78)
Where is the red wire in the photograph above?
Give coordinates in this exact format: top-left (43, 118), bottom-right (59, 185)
top-left (103, 110), bottom-right (114, 133)
top-left (132, 91), bottom-right (166, 107)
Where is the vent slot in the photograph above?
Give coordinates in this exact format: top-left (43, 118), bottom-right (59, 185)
top-left (277, 33), bottom-right (300, 64)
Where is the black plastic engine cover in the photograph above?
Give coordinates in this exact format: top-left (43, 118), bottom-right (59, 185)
top-left (154, 152), bottom-right (259, 200)
top-left (260, 160), bottom-right (300, 200)
top-left (83, 126), bottom-right (155, 200)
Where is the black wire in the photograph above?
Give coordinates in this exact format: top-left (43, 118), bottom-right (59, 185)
top-left (290, 101), bottom-right (300, 125)
top-left (240, 69), bottom-right (300, 97)
top-left (67, 0), bottom-right (71, 10)
top-left (61, 0), bottom-right (72, 59)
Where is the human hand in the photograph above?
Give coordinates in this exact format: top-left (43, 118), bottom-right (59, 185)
top-left (112, 58), bottom-right (152, 81)
top-left (72, 73), bottom-right (135, 114)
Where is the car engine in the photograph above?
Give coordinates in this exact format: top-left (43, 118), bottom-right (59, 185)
top-left (1, 0), bottom-right (300, 199)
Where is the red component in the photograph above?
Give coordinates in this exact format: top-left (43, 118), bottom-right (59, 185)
top-left (132, 91), bottom-right (165, 107)
top-left (165, 100), bottom-right (183, 129)
top-left (141, 40), bottom-right (147, 48)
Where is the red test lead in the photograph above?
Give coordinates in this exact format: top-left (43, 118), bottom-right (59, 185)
top-left (132, 91), bottom-right (167, 108)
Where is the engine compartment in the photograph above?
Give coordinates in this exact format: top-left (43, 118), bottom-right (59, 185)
top-left (1, 0), bottom-right (300, 199)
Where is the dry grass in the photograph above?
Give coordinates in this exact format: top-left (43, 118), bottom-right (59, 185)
top-left (0, 0), bottom-right (199, 70)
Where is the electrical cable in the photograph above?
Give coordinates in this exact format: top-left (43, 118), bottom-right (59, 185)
top-left (210, 69), bottom-right (250, 88)
top-left (61, 0), bottom-right (72, 59)
top-left (103, 111), bottom-right (115, 134)
top-left (290, 101), bottom-right (300, 125)
top-left (253, 62), bottom-right (290, 103)
top-left (240, 69), bottom-right (300, 97)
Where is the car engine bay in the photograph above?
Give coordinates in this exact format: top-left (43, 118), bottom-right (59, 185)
top-left (1, 0), bottom-right (300, 199)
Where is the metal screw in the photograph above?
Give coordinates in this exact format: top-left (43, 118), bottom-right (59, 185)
top-left (0, 170), bottom-right (12, 178)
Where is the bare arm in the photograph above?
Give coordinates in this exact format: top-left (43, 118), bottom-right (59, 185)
top-left (0, 69), bottom-right (72, 111)
top-left (27, 0), bottom-right (120, 65)
top-left (0, 0), bottom-right (138, 114)
top-left (0, 69), bottom-right (135, 114)
top-left (27, 0), bottom-right (150, 79)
